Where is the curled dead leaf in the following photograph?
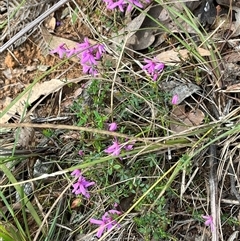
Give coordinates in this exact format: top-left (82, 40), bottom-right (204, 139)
top-left (16, 127), bottom-right (35, 148)
top-left (159, 80), bottom-right (201, 105)
top-left (170, 105), bottom-right (205, 133)
top-left (111, 5), bottom-right (151, 50)
top-left (156, 48), bottom-right (211, 65)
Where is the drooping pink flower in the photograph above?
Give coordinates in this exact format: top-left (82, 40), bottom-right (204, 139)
top-left (154, 61), bottom-right (164, 72)
top-left (108, 122), bottom-right (118, 131)
top-left (94, 44), bottom-right (106, 60)
top-left (76, 38), bottom-right (105, 76)
top-left (78, 150), bottom-right (84, 156)
top-left (104, 139), bottom-right (135, 156)
top-left (103, 0), bottom-right (114, 8)
top-left (142, 58), bottom-right (164, 81)
top-left (49, 38), bottom-right (105, 77)
top-left (90, 209), bottom-right (121, 238)
top-left (202, 215), bottom-right (214, 231)
top-left (82, 64), bottom-right (98, 76)
top-left (66, 48), bottom-right (76, 58)
top-left (71, 170), bottom-right (95, 198)
top-left (124, 144), bottom-right (134, 151)
top-left (104, 140), bottom-right (122, 156)
top-left (103, 0), bottom-right (145, 12)
top-left (50, 43), bottom-right (67, 59)
top-left (76, 38), bottom-right (92, 52)
top-left (171, 94), bottom-right (178, 105)
top-left (142, 58), bottom-right (156, 75)
top-left (71, 169), bottom-right (81, 177)
top-left (81, 50), bottom-right (97, 65)
top-left (108, 0), bottom-right (125, 11)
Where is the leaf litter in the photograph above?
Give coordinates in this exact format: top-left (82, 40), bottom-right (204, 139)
top-left (170, 104), bottom-right (205, 133)
top-left (2, 0), bottom-right (240, 240)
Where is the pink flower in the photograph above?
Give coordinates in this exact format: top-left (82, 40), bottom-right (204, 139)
top-left (124, 144), bottom-right (134, 151)
top-left (66, 48), bottom-right (76, 58)
top-left (71, 169), bottom-right (81, 177)
top-left (82, 64), bottom-right (98, 76)
top-left (142, 58), bottom-right (164, 81)
top-left (71, 170), bottom-right (95, 198)
top-left (125, 0), bottom-right (143, 12)
top-left (202, 215), bottom-right (214, 231)
top-left (108, 122), bottom-right (118, 131)
top-left (78, 150), bottom-right (84, 156)
top-left (154, 61), bottom-right (164, 72)
top-left (94, 44), bottom-right (106, 60)
top-left (104, 139), bottom-right (134, 156)
top-left (171, 94), bottom-right (178, 105)
top-left (50, 38), bottom-right (105, 77)
top-left (76, 38), bottom-right (105, 76)
top-left (103, 0), bottom-right (145, 12)
top-left (103, 0), bottom-right (114, 8)
top-left (104, 140), bottom-right (122, 156)
top-left (108, 0), bottom-right (125, 11)
top-left (76, 38), bottom-right (92, 52)
top-left (142, 58), bottom-right (155, 74)
top-left (81, 50), bottom-right (97, 65)
top-left (90, 209), bottom-right (121, 238)
top-left (50, 43), bottom-right (67, 59)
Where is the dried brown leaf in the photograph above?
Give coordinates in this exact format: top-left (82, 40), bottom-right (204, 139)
top-left (223, 83), bottom-right (240, 92)
top-left (111, 5), bottom-right (151, 50)
top-left (156, 48), bottom-right (211, 65)
top-left (16, 127), bottom-right (35, 148)
top-left (170, 105), bottom-right (205, 133)
top-left (0, 78), bottom-right (82, 123)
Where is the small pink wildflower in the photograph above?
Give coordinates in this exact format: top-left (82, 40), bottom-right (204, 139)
top-left (94, 44), bottom-right (106, 60)
top-left (65, 48), bottom-right (76, 58)
top-left (71, 169), bottom-right (81, 177)
top-left (202, 215), bottom-right (214, 231)
top-left (142, 58), bottom-right (155, 74)
top-left (104, 139), bottom-right (135, 156)
top-left (81, 50), bottom-right (97, 65)
top-left (142, 58), bottom-right (164, 81)
top-left (50, 43), bottom-right (67, 59)
top-left (76, 37), bottom-right (92, 51)
top-left (124, 144), bottom-right (134, 151)
top-left (90, 209), bottom-right (121, 238)
top-left (125, 0), bottom-right (143, 12)
top-left (76, 38), bottom-right (105, 76)
top-left (49, 38), bottom-right (105, 77)
top-left (171, 94), bottom-right (178, 105)
top-left (107, 0), bottom-right (125, 11)
top-left (108, 122), bottom-right (118, 131)
top-left (71, 169), bottom-right (95, 198)
top-left (155, 61), bottom-right (165, 72)
top-left (82, 64), bottom-right (98, 76)
top-left (103, 0), bottom-right (144, 12)
top-left (104, 140), bottom-right (122, 156)
top-left (78, 150), bottom-right (84, 156)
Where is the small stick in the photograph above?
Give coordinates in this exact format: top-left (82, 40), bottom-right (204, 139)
top-left (209, 145), bottom-right (219, 241)
top-left (0, 0), bottom-right (69, 53)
